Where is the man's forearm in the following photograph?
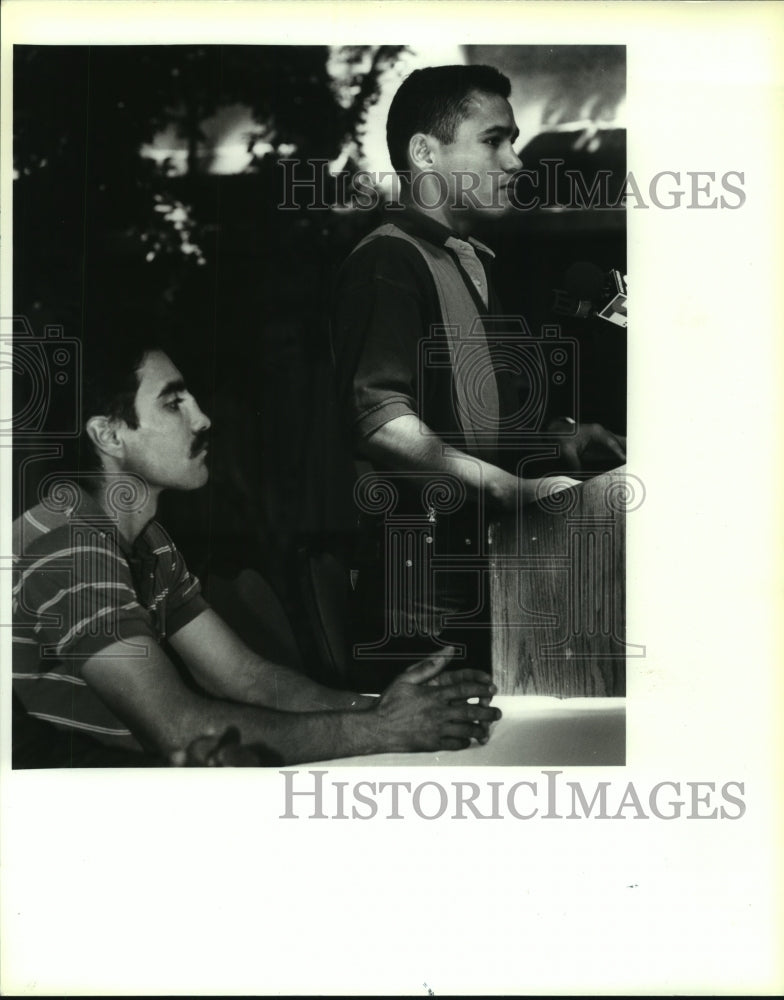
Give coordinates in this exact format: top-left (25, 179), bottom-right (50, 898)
top-left (88, 637), bottom-right (498, 764)
top-left (199, 652), bottom-right (376, 713)
top-left (247, 666), bottom-right (378, 713)
top-left (360, 413), bottom-right (531, 508)
top-left (164, 661), bottom-right (498, 764)
top-left (171, 696), bottom-right (384, 765)
top-left (361, 414), bottom-right (582, 508)
top-left (169, 609), bottom-right (374, 714)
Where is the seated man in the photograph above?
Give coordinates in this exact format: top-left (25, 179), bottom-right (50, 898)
top-left (12, 335), bottom-right (500, 766)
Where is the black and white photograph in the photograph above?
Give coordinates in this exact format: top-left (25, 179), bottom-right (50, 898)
top-left (1, 1), bottom-right (782, 995)
top-left (9, 39), bottom-right (629, 770)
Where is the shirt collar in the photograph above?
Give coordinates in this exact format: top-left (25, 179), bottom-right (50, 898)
top-left (384, 205), bottom-right (496, 259)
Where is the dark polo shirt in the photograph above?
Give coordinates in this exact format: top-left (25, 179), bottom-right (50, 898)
top-left (332, 207), bottom-right (510, 456)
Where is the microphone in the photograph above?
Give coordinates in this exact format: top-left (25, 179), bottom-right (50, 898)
top-left (552, 262), bottom-right (628, 328)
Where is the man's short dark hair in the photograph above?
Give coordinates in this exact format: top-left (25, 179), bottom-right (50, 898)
top-left (76, 322), bottom-right (168, 474)
top-left (386, 64), bottom-right (512, 174)
top-left (83, 340), bottom-right (148, 432)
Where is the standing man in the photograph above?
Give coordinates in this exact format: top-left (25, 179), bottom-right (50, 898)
top-left (331, 65), bottom-right (625, 687)
top-left (12, 335), bottom-right (500, 766)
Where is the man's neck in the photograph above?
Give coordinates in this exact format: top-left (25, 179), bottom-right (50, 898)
top-left (94, 476), bottom-right (160, 546)
top-left (402, 192), bottom-right (474, 239)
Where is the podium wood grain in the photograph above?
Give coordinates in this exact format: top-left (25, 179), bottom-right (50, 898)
top-left (489, 467), bottom-right (628, 696)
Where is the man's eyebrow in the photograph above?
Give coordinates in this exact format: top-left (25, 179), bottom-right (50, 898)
top-left (478, 123), bottom-right (520, 142)
top-left (157, 378), bottom-right (187, 399)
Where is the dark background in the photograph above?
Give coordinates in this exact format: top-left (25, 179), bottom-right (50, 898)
top-left (13, 44), bottom-right (626, 676)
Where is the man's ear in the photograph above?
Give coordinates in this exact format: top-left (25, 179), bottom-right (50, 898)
top-left (85, 415), bottom-right (124, 462)
top-left (408, 132), bottom-right (437, 171)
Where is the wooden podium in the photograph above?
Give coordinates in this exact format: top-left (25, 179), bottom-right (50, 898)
top-left (489, 467), bottom-right (634, 697)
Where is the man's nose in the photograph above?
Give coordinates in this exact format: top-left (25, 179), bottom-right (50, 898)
top-left (503, 147), bottom-right (523, 174)
top-left (189, 398), bottom-right (211, 432)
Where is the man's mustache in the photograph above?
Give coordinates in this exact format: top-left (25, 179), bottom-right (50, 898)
top-left (190, 430), bottom-right (210, 457)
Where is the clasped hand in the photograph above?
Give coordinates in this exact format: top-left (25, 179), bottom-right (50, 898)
top-left (374, 647), bottom-right (501, 752)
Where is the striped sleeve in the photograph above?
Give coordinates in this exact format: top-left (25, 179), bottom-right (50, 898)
top-left (12, 522), bottom-right (153, 751)
top-left (144, 523), bottom-right (207, 637)
top-left (13, 524), bottom-right (157, 663)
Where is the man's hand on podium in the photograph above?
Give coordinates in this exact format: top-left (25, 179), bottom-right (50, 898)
top-left (548, 418), bottom-right (626, 473)
top-left (487, 468), bottom-right (581, 511)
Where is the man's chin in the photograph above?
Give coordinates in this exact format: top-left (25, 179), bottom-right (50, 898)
top-left (454, 199), bottom-right (513, 222)
top-left (179, 467), bottom-right (210, 491)
top-left (484, 193), bottom-right (515, 216)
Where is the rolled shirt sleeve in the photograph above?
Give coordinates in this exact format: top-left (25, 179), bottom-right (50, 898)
top-left (333, 235), bottom-right (434, 443)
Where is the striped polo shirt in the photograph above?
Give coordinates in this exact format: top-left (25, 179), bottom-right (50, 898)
top-left (12, 485), bottom-right (207, 752)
